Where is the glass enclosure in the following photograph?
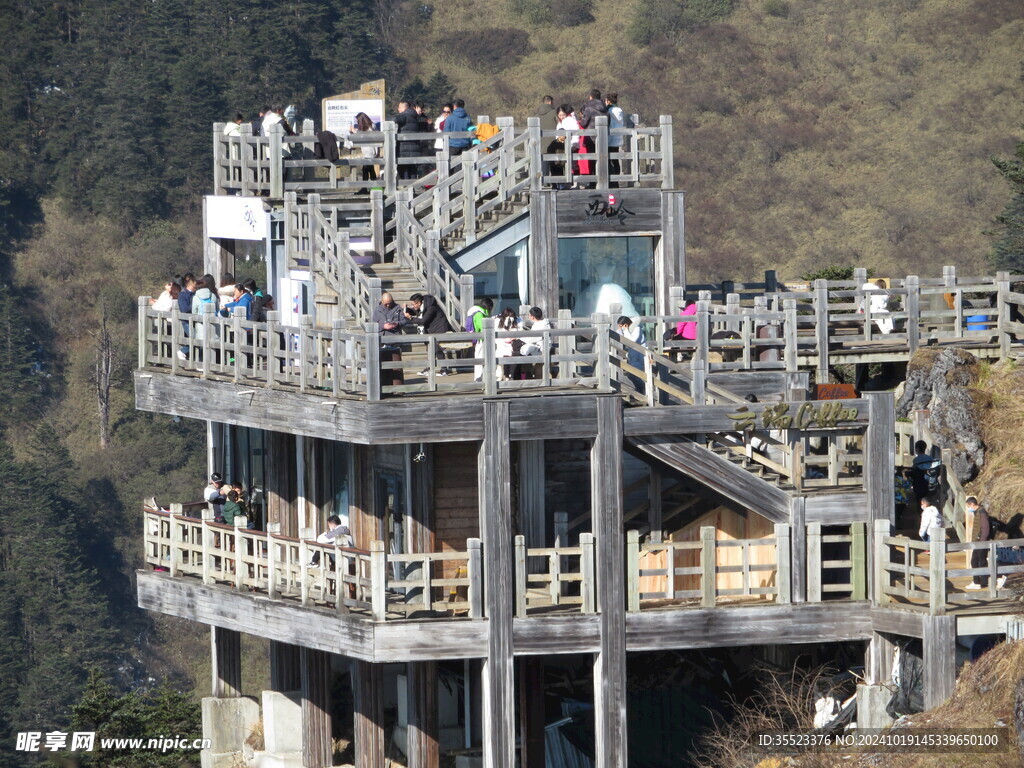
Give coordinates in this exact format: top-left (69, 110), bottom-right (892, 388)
top-left (469, 238), bottom-right (528, 314)
top-left (558, 236), bottom-right (655, 317)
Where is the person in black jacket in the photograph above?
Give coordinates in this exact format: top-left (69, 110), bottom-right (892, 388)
top-left (405, 293), bottom-right (452, 375)
top-left (393, 101), bottom-right (422, 180)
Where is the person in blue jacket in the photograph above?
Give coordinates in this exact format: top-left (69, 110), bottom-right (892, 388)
top-left (442, 99), bottom-right (473, 156)
top-left (221, 283), bottom-right (253, 319)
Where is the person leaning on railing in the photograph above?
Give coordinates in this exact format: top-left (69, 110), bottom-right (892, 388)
top-left (405, 293), bottom-right (453, 377)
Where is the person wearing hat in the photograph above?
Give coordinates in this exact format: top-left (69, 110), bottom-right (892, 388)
top-left (204, 473), bottom-right (227, 518)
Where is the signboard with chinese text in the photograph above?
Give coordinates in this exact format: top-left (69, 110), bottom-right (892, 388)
top-left (555, 188), bottom-right (662, 236)
top-left (322, 79), bottom-right (386, 134)
top-left (204, 196), bottom-right (267, 241)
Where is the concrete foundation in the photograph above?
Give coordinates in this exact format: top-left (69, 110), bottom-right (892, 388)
top-left (201, 695), bottom-right (261, 768)
top-left (260, 689), bottom-right (304, 764)
top-left (856, 684), bottom-right (896, 730)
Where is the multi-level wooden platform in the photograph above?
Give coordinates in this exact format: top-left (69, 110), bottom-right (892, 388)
top-left (137, 113), bottom-right (1024, 768)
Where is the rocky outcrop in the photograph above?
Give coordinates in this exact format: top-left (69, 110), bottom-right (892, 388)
top-left (896, 348), bottom-right (985, 484)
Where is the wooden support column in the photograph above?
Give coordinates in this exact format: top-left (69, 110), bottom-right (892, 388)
top-left (211, 626), bottom-right (242, 698)
top-left (528, 190), bottom-right (558, 316)
top-left (789, 496), bottom-right (806, 603)
top-left (922, 615), bottom-right (957, 709)
top-left (407, 661), bottom-right (439, 768)
top-left (866, 631), bottom-right (896, 685)
top-left (865, 392), bottom-right (896, 524)
top-left (592, 395), bottom-right (627, 768)
top-left (519, 658), bottom-right (546, 768)
top-left (270, 640), bottom-right (302, 692)
top-left (478, 401), bottom-right (515, 768)
top-left (657, 191), bottom-right (686, 317)
top-left (301, 647), bottom-right (332, 768)
top-left (354, 660), bottom-right (385, 768)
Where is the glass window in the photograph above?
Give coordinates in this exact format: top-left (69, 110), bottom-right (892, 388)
top-left (557, 237), bottom-right (655, 317)
top-left (469, 239), bottom-right (528, 314)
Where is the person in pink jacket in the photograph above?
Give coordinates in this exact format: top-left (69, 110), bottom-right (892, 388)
top-left (676, 302), bottom-right (697, 339)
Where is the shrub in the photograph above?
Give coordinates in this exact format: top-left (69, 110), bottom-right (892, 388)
top-left (763, 0), bottom-right (789, 18)
top-left (627, 0), bottom-right (734, 46)
top-left (438, 28), bottom-right (533, 73)
top-left (551, 0), bottom-right (595, 27)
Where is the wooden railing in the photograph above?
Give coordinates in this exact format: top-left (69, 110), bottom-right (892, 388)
top-left (514, 534), bottom-right (596, 616)
top-left (144, 507), bottom-right (482, 620)
top-left (626, 526), bottom-right (790, 609)
top-left (807, 522), bottom-right (867, 601)
top-left (213, 115), bottom-right (674, 198)
top-left (308, 200), bottom-right (381, 328)
top-left (874, 521), bottom-right (1024, 614)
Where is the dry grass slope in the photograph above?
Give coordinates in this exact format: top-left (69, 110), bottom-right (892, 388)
top-left (405, 0), bottom-right (1024, 281)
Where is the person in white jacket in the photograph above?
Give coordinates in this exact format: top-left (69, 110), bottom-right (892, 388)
top-left (918, 497), bottom-right (943, 542)
top-left (861, 279), bottom-right (894, 334)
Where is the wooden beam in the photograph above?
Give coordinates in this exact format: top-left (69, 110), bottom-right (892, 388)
top-left (300, 646), bottom-right (332, 768)
top-left (354, 660), bottom-right (385, 768)
top-left (922, 615), bottom-right (957, 709)
top-left (790, 496), bottom-right (806, 603)
top-left (407, 661), bottom-right (439, 768)
top-left (657, 191), bottom-right (686, 316)
top-left (270, 640), bottom-right (302, 691)
top-left (518, 440), bottom-right (546, 551)
top-left (478, 401), bottom-right (516, 768)
top-left (528, 190), bottom-right (558, 315)
top-left (211, 626), bottom-right (242, 698)
top-left (592, 396), bottom-right (628, 768)
top-left (864, 392), bottom-right (896, 526)
top-left (866, 631), bottom-right (896, 685)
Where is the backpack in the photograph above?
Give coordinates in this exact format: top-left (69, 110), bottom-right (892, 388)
top-left (475, 123), bottom-right (500, 147)
top-left (465, 308), bottom-right (480, 333)
top-left (622, 112), bottom-right (636, 130)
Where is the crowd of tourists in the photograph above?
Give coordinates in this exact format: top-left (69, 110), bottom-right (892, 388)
top-left (224, 89), bottom-right (633, 188)
top-left (150, 272), bottom-right (273, 361)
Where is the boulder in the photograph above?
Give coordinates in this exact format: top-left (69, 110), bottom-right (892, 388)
top-left (896, 347), bottom-right (985, 484)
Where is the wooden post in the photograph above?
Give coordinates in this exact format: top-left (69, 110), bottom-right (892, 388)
top-left (580, 532), bottom-right (596, 613)
top-left (865, 392), bottom-right (896, 533)
top-left (594, 313), bottom-right (611, 390)
top-left (922, 614), bottom-right (957, 709)
top-left (595, 115), bottom-right (609, 190)
top-left (478, 401), bottom-right (515, 768)
top-left (460, 274), bottom-right (476, 329)
top-left (790, 496), bottom-right (806, 603)
top-left (997, 271), bottom-right (1011, 358)
top-left (813, 279), bottom-right (830, 383)
top-left (269, 123), bottom-right (284, 198)
top-left (300, 647), bottom-right (332, 768)
top-left (626, 530), bottom-right (640, 612)
top-left (371, 540), bottom-right (386, 621)
top-left (851, 522), bottom-right (867, 600)
top-left (210, 626), bottom-right (242, 698)
top-left (382, 121), bottom-right (397, 196)
top-left (906, 275), bottom-right (921, 355)
top-left (482, 317), bottom-right (497, 395)
top-left (514, 535), bottom-right (528, 618)
top-left (354, 660), bottom-right (385, 768)
top-left (266, 523), bottom-right (279, 599)
top-left (592, 396), bottom-right (627, 768)
top-left (137, 297), bottom-right (150, 369)
top-left (700, 526), bottom-right (716, 607)
top-left (407, 661), bottom-right (439, 768)
top-left (774, 524), bottom-right (791, 604)
top-left (365, 323), bottom-right (381, 401)
top-left (873, 519), bottom-right (890, 605)
top-left (929, 527), bottom-right (946, 615)
top-left (806, 522), bottom-right (822, 602)
top-left (659, 115), bottom-right (674, 189)
top-left (783, 298), bottom-right (798, 372)
top-left (527, 116), bottom-right (543, 192)
top-left (866, 631), bottom-right (896, 685)
top-left (468, 538), bottom-right (483, 618)
top-left (270, 641), bottom-right (302, 692)
top-left (464, 148), bottom-right (480, 244)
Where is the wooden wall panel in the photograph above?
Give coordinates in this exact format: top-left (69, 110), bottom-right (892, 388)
top-left (434, 442), bottom-right (480, 577)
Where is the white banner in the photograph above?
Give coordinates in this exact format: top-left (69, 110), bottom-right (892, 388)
top-left (323, 98), bottom-right (384, 135)
top-left (205, 196), bottom-right (268, 241)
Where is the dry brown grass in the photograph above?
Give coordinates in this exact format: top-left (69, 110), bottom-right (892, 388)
top-left (969, 361), bottom-right (1024, 529)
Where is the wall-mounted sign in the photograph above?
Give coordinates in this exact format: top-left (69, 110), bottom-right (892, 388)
top-left (204, 196), bottom-right (267, 241)
top-left (322, 79), bottom-right (386, 134)
top-left (555, 188), bottom-right (661, 236)
top-left (816, 383), bottom-right (858, 400)
top-left (728, 401), bottom-right (861, 432)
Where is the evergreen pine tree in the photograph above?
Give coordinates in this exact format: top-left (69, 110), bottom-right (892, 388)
top-left (990, 138), bottom-right (1024, 273)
